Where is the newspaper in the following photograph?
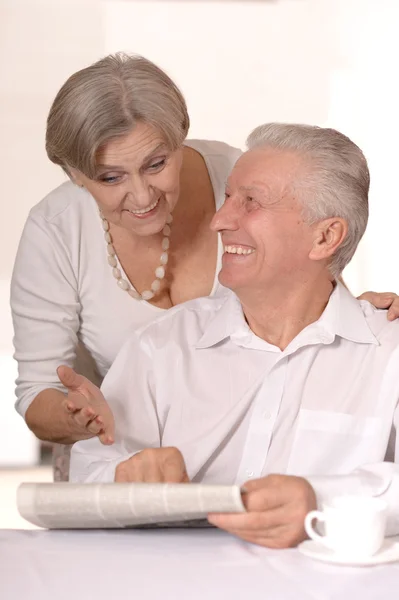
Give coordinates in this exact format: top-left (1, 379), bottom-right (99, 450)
top-left (17, 482), bottom-right (245, 529)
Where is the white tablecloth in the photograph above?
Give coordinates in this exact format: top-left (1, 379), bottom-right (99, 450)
top-left (1, 529), bottom-right (399, 600)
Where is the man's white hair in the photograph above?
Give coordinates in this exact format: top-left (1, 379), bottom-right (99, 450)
top-left (246, 123), bottom-right (370, 277)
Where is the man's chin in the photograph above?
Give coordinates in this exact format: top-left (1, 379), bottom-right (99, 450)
top-left (218, 271), bottom-right (243, 293)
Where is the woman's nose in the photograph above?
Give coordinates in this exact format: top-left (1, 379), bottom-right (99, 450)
top-left (127, 179), bottom-right (154, 208)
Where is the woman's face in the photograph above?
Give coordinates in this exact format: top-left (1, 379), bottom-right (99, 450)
top-left (71, 122), bottom-right (184, 237)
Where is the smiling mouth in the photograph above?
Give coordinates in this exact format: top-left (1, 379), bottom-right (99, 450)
top-left (126, 197), bottom-right (160, 215)
top-left (224, 245), bottom-right (255, 256)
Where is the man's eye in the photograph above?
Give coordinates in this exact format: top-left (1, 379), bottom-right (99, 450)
top-left (247, 196), bottom-right (254, 202)
top-left (224, 192), bottom-right (231, 199)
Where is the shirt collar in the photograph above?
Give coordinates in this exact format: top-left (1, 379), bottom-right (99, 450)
top-left (195, 282), bottom-right (379, 350)
top-left (317, 282), bottom-right (379, 345)
top-left (195, 291), bottom-right (248, 349)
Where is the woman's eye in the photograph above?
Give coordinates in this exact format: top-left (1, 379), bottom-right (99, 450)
top-left (148, 159), bottom-right (166, 171)
top-left (100, 175), bottom-right (121, 184)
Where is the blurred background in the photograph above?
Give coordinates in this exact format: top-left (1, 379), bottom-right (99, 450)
top-left (1, 0), bottom-right (398, 524)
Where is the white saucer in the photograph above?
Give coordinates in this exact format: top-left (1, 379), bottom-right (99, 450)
top-left (298, 539), bottom-right (399, 567)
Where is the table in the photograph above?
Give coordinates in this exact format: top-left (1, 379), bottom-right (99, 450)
top-left (1, 529), bottom-right (399, 600)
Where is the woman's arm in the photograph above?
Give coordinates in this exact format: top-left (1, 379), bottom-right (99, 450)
top-left (11, 210), bottom-right (113, 443)
top-left (25, 388), bottom-right (73, 444)
top-left (25, 368), bottom-right (114, 445)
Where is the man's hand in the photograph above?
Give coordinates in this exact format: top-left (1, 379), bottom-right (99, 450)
top-left (208, 474), bottom-right (317, 548)
top-left (57, 365), bottom-right (115, 445)
top-left (358, 291), bottom-right (399, 321)
top-left (115, 447), bottom-right (189, 483)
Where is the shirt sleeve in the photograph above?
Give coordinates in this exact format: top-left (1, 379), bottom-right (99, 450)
top-left (11, 212), bottom-right (80, 417)
top-left (70, 330), bottom-right (161, 483)
top-left (308, 406), bottom-right (399, 536)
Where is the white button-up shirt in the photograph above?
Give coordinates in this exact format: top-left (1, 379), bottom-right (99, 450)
top-left (71, 283), bottom-right (399, 534)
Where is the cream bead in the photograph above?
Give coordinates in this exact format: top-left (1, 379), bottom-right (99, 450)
top-left (100, 211), bottom-right (172, 300)
top-left (151, 279), bottom-right (161, 292)
top-left (141, 290), bottom-right (155, 301)
top-left (117, 279), bottom-right (130, 291)
top-left (155, 266), bottom-right (165, 279)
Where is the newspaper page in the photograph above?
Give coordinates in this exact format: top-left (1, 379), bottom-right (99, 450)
top-left (17, 482), bottom-right (245, 529)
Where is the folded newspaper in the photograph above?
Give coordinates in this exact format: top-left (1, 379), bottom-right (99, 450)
top-left (17, 482), bottom-right (245, 529)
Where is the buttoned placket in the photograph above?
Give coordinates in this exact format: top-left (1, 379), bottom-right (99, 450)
top-left (235, 355), bottom-right (288, 485)
top-left (233, 323), bottom-right (337, 486)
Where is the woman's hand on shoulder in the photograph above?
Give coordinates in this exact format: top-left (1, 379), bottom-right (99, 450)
top-left (57, 366), bottom-right (115, 445)
top-left (357, 291), bottom-right (399, 321)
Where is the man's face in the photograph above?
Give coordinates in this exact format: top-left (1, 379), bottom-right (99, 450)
top-left (211, 147), bottom-right (317, 294)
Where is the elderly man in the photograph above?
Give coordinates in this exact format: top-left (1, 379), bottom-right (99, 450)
top-left (70, 123), bottom-right (399, 548)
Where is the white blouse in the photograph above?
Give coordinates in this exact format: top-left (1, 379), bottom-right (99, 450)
top-left (11, 139), bottom-right (242, 417)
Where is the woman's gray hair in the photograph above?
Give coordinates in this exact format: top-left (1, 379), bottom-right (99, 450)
top-left (246, 123), bottom-right (370, 277)
top-left (46, 53), bottom-right (190, 178)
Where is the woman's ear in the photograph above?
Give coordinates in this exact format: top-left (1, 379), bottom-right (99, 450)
top-left (309, 218), bottom-right (348, 263)
top-left (68, 167), bottom-right (84, 188)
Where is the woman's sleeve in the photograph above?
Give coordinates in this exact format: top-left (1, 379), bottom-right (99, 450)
top-left (11, 212), bottom-right (80, 417)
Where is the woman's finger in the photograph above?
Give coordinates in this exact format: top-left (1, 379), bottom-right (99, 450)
top-left (98, 430), bottom-right (114, 445)
top-left (387, 297), bottom-right (399, 320)
top-left (73, 408), bottom-right (98, 428)
top-left (86, 417), bottom-right (104, 435)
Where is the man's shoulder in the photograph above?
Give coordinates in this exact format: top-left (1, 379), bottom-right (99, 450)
top-left (136, 292), bottom-right (232, 349)
top-left (360, 299), bottom-right (399, 349)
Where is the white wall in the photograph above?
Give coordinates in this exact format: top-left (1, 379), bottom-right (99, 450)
top-left (0, 0), bottom-right (103, 465)
top-left (324, 0), bottom-right (399, 293)
top-left (1, 0), bottom-right (398, 464)
top-left (104, 0), bottom-right (338, 143)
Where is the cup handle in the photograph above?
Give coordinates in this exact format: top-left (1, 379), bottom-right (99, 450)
top-left (304, 510), bottom-right (328, 547)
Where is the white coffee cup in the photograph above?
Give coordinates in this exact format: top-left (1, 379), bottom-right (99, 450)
top-left (304, 496), bottom-right (387, 559)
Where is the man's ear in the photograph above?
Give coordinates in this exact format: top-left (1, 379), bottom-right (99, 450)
top-left (309, 218), bottom-right (348, 263)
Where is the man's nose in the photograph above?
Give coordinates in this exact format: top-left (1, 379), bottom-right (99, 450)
top-left (210, 197), bottom-right (240, 232)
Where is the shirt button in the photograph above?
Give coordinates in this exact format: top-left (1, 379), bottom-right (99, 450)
top-left (246, 470), bottom-right (254, 478)
top-left (262, 411), bottom-right (272, 419)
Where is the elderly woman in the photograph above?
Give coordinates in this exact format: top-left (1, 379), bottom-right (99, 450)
top-left (11, 53), bottom-right (399, 481)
